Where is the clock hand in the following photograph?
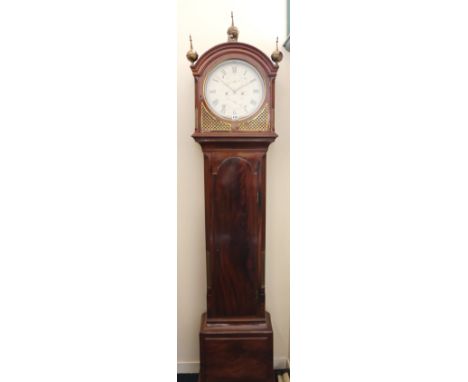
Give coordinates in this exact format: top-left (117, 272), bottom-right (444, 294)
top-left (215, 77), bottom-right (235, 93)
top-left (233, 78), bottom-right (256, 93)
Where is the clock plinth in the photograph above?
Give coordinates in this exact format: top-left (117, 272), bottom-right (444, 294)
top-left (187, 30), bottom-right (280, 382)
top-left (199, 312), bottom-right (275, 382)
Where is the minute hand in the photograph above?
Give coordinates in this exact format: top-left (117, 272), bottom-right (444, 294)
top-left (233, 79), bottom-right (256, 93)
top-left (215, 77), bottom-right (235, 93)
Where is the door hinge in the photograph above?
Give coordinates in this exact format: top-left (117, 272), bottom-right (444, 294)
top-left (257, 190), bottom-right (262, 208)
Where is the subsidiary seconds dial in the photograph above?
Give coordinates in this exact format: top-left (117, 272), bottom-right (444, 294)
top-left (204, 59), bottom-right (265, 120)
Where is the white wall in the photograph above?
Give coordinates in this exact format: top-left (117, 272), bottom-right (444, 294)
top-left (177, 0), bottom-right (290, 371)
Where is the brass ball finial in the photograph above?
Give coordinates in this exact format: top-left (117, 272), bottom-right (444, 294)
top-left (227, 11), bottom-right (239, 42)
top-left (271, 37), bottom-right (283, 65)
top-left (186, 34), bottom-right (198, 64)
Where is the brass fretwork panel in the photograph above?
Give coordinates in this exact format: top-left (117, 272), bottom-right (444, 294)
top-left (238, 104), bottom-right (270, 131)
top-left (200, 103), bottom-right (270, 133)
top-left (201, 103), bottom-right (231, 132)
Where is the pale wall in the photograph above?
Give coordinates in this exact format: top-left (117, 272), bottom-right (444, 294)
top-left (177, 0), bottom-right (290, 370)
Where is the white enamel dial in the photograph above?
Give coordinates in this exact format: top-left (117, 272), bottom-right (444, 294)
top-left (204, 59), bottom-right (265, 120)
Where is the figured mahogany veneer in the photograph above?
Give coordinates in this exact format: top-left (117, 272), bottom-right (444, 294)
top-left (190, 41), bottom-right (279, 382)
top-left (196, 140), bottom-right (274, 323)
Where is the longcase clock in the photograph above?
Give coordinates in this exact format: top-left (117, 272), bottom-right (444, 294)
top-left (186, 14), bottom-right (283, 382)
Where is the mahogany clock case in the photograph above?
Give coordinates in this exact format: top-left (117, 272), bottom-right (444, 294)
top-left (187, 40), bottom-right (281, 382)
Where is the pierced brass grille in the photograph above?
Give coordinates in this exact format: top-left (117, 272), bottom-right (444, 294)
top-left (201, 103), bottom-right (231, 132)
top-left (200, 103), bottom-right (270, 132)
top-left (238, 104), bottom-right (270, 131)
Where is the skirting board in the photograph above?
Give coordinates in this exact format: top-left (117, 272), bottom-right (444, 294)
top-left (177, 358), bottom-right (290, 374)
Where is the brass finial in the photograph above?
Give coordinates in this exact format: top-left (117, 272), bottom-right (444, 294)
top-left (186, 34), bottom-right (198, 64)
top-left (227, 11), bottom-right (239, 42)
top-left (271, 37), bottom-right (283, 65)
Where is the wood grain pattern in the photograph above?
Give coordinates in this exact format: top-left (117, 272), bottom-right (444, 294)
top-left (195, 145), bottom-right (273, 322)
top-left (212, 157), bottom-right (258, 317)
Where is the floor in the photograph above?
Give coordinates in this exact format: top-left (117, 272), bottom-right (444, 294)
top-left (177, 374), bottom-right (197, 382)
top-left (177, 370), bottom-right (290, 381)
